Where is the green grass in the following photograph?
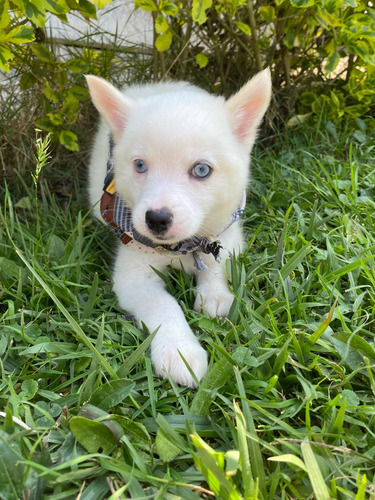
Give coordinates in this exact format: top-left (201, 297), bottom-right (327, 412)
top-left (1, 120), bottom-right (375, 499)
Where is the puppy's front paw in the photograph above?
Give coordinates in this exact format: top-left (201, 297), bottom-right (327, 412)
top-left (194, 289), bottom-right (234, 318)
top-left (151, 337), bottom-right (208, 387)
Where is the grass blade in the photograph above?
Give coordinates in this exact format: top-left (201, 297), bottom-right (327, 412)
top-left (13, 246), bottom-right (118, 379)
top-left (301, 441), bottom-right (330, 500)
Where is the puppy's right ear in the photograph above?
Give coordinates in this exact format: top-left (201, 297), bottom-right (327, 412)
top-left (226, 68), bottom-right (272, 151)
top-left (85, 75), bottom-right (133, 142)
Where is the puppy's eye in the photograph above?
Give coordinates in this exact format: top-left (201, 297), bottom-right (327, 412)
top-left (191, 163), bottom-right (212, 179)
top-left (133, 159), bottom-right (147, 173)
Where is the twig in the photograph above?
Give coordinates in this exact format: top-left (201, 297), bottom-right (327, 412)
top-left (0, 411), bottom-right (36, 432)
top-left (270, 438), bottom-right (352, 454)
top-left (246, 0), bottom-right (263, 71)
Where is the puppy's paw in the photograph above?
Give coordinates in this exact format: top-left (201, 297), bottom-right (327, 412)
top-left (194, 289), bottom-right (234, 318)
top-left (151, 338), bottom-right (208, 387)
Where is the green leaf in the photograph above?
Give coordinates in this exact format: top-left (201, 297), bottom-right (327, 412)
top-left (17, 0), bottom-right (46, 27)
top-left (47, 112), bottom-right (63, 125)
top-left (111, 416), bottom-right (150, 444)
top-left (0, 257), bottom-right (23, 278)
top-left (234, 401), bottom-right (254, 497)
top-left (48, 234), bottom-right (66, 259)
top-left (280, 244), bottom-right (311, 279)
top-left (191, 434), bottom-right (241, 500)
top-left (155, 14), bottom-right (169, 34)
top-left (20, 72), bottom-right (36, 90)
top-left (43, 86), bottom-right (59, 103)
top-left (0, 0), bottom-right (10, 30)
top-left (68, 85), bottom-right (90, 100)
top-left (160, 1), bottom-right (178, 16)
top-left (13, 196), bottom-right (33, 209)
top-left (284, 28), bottom-right (295, 48)
top-left (264, 374), bottom-right (279, 394)
top-left (301, 441), bottom-right (330, 500)
top-left (73, 0), bottom-right (97, 20)
top-left (31, 43), bottom-right (55, 63)
top-left (156, 414), bottom-right (189, 453)
top-left (325, 51), bottom-right (340, 74)
top-left (355, 473), bottom-right (367, 500)
top-left (226, 450), bottom-right (240, 476)
top-left (235, 21), bottom-right (251, 35)
top-left (13, 246), bottom-right (117, 379)
top-left (290, 0), bottom-right (315, 6)
top-left (333, 332), bottom-right (375, 363)
top-left (192, 0), bottom-right (212, 25)
top-left (70, 416), bottom-right (117, 453)
top-left (268, 453), bottom-right (307, 472)
top-left (59, 130), bottom-right (79, 151)
top-left (260, 5), bottom-right (275, 22)
top-left (21, 379), bottom-right (38, 399)
top-left (156, 428), bottom-right (183, 461)
top-left (190, 358), bottom-right (234, 415)
top-left (116, 329), bottom-right (158, 378)
top-left (0, 430), bottom-right (25, 499)
top-left (325, 254), bottom-right (375, 282)
top-left (0, 44), bottom-right (12, 71)
top-left (232, 346), bottom-right (259, 367)
top-left (6, 25), bottom-right (35, 44)
top-left (272, 338), bottom-right (291, 376)
top-left (306, 298), bottom-right (338, 349)
top-left (234, 369), bottom-right (267, 499)
top-left (35, 117), bottom-right (55, 132)
top-left (134, 0), bottom-right (157, 11)
top-left (45, 0), bottom-right (70, 15)
top-left (90, 379), bottom-right (135, 411)
top-left (330, 397), bottom-right (346, 438)
top-left (79, 405), bottom-right (124, 441)
top-left (155, 31), bottom-right (173, 51)
top-left (286, 113), bottom-right (311, 128)
top-left (195, 52), bottom-right (209, 68)
top-left (90, 0), bottom-right (112, 8)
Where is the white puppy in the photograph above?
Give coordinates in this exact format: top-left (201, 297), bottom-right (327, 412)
top-left (86, 71), bottom-right (271, 387)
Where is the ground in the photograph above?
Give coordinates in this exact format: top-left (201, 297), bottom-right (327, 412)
top-left (0, 121), bottom-right (375, 499)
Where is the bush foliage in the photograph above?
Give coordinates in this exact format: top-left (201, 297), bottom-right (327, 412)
top-left (0, 0), bottom-right (374, 152)
top-left (136, 0), bottom-right (375, 124)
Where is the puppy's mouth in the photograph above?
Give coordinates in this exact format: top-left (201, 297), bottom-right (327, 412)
top-left (145, 231), bottom-right (188, 245)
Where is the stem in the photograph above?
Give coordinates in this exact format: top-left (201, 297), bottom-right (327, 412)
top-left (152, 11), bottom-right (159, 81)
top-left (179, 13), bottom-right (192, 79)
top-left (246, 0), bottom-right (263, 71)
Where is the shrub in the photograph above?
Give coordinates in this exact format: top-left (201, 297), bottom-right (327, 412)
top-left (0, 0), bottom-right (374, 156)
top-left (135, 0), bottom-right (375, 127)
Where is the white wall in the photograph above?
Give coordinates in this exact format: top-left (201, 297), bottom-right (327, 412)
top-left (45, 0), bottom-right (153, 46)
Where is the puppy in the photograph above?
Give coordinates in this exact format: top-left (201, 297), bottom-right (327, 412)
top-left (86, 71), bottom-right (271, 387)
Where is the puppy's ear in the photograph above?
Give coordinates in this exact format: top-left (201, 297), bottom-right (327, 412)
top-left (226, 68), bottom-right (272, 150)
top-left (85, 75), bottom-right (133, 141)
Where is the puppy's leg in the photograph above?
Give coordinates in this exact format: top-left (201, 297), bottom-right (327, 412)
top-left (113, 248), bottom-right (208, 387)
top-left (194, 224), bottom-right (243, 318)
top-left (194, 258), bottom-right (234, 318)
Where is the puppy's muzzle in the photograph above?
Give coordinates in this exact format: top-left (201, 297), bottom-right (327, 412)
top-left (145, 208), bottom-right (173, 235)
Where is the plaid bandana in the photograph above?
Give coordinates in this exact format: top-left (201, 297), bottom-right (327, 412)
top-left (100, 136), bottom-right (246, 270)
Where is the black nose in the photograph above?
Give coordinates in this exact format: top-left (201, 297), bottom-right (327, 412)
top-left (145, 208), bottom-right (173, 235)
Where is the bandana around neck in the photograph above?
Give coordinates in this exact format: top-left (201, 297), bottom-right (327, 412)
top-left (100, 136), bottom-right (246, 271)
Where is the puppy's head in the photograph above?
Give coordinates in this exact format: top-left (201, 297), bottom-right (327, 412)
top-left (86, 72), bottom-right (271, 244)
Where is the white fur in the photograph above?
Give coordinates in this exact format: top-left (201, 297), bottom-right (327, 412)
top-left (86, 71), bottom-right (272, 387)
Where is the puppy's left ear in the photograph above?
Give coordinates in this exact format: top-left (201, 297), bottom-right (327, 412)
top-left (226, 68), bottom-right (272, 150)
top-left (85, 75), bottom-right (133, 142)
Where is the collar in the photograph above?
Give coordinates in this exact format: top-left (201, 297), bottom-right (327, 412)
top-left (100, 136), bottom-right (246, 270)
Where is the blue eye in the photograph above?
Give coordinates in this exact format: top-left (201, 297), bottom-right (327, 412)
top-left (191, 163), bottom-right (212, 179)
top-left (133, 159), bottom-right (147, 173)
